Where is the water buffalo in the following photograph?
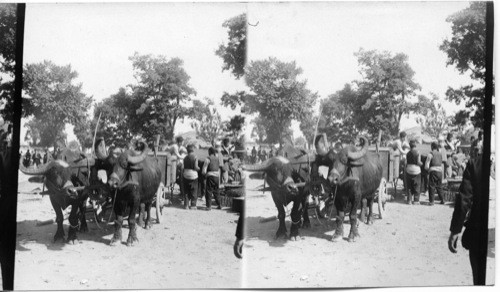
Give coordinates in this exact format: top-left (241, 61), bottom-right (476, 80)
top-left (19, 148), bottom-right (97, 243)
top-left (107, 140), bottom-right (161, 246)
top-left (245, 156), bottom-right (310, 241)
top-left (311, 134), bottom-right (383, 242)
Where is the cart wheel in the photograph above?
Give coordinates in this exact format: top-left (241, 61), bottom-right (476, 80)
top-left (378, 177), bottom-right (388, 219)
top-left (156, 182), bottom-right (164, 224)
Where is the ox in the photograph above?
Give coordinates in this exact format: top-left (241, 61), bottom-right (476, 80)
top-left (245, 156), bottom-right (310, 241)
top-left (19, 148), bottom-right (99, 243)
top-left (107, 140), bottom-right (161, 246)
top-left (311, 134), bottom-right (383, 242)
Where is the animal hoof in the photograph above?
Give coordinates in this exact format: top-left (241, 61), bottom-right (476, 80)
top-left (275, 230), bottom-right (287, 240)
top-left (53, 232), bottom-right (65, 243)
top-left (126, 236), bottom-right (139, 247)
top-left (66, 235), bottom-right (78, 244)
top-left (66, 239), bottom-right (78, 245)
top-left (110, 237), bottom-right (121, 246)
top-left (144, 223), bottom-right (152, 230)
top-left (367, 220), bottom-right (374, 225)
top-left (290, 235), bottom-right (301, 241)
top-left (331, 234), bottom-right (342, 242)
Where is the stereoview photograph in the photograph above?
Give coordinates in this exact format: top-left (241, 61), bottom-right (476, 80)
top-left (15, 2), bottom-right (246, 289)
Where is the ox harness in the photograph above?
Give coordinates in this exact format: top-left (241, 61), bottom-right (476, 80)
top-left (110, 166), bottom-right (142, 190)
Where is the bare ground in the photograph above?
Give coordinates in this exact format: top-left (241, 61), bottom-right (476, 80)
top-left (14, 172), bottom-right (242, 290)
top-left (242, 171), bottom-right (495, 288)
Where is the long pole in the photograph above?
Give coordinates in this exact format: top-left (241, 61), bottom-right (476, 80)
top-left (91, 112), bottom-right (102, 155)
top-left (312, 104), bottom-right (323, 150)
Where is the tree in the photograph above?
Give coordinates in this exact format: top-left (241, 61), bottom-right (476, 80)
top-left (299, 111), bottom-right (317, 148)
top-left (220, 91), bottom-right (247, 110)
top-left (22, 61), bottom-right (92, 149)
top-left (191, 98), bottom-right (224, 146)
top-left (215, 13), bottom-right (247, 79)
top-left (245, 57), bottom-right (318, 146)
top-left (251, 116), bottom-right (267, 144)
top-left (88, 88), bottom-right (135, 148)
top-left (317, 84), bottom-right (360, 144)
top-left (225, 115), bottom-right (245, 139)
top-left (294, 136), bottom-right (307, 148)
top-left (440, 2), bottom-right (489, 127)
top-left (0, 4), bottom-right (17, 121)
top-left (415, 94), bottom-right (451, 139)
top-left (352, 49), bottom-right (421, 138)
top-left (128, 53), bottom-right (196, 142)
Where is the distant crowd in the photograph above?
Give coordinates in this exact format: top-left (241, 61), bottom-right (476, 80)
top-left (392, 130), bottom-right (484, 206)
top-left (248, 146), bottom-right (280, 164)
top-left (19, 148), bottom-right (53, 168)
top-left (162, 136), bottom-right (244, 211)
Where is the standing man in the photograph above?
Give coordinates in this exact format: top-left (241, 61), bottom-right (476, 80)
top-left (166, 136), bottom-right (185, 160)
top-left (476, 130), bottom-right (484, 156)
top-left (202, 147), bottom-right (222, 210)
top-left (220, 137), bottom-right (234, 184)
top-left (182, 144), bottom-right (199, 210)
top-left (444, 132), bottom-right (460, 178)
top-left (405, 140), bottom-right (422, 204)
top-left (392, 131), bottom-right (410, 193)
top-left (233, 201), bottom-right (245, 259)
top-left (251, 146), bottom-right (257, 164)
top-left (448, 157), bottom-right (486, 285)
top-left (425, 142), bottom-right (445, 205)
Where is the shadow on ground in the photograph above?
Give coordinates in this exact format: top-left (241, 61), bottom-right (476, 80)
top-left (16, 220), bottom-right (115, 251)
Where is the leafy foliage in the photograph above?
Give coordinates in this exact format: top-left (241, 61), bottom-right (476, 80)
top-left (225, 115), bottom-right (245, 139)
top-left (191, 98), bottom-right (224, 146)
top-left (294, 136), bottom-right (307, 148)
top-left (298, 110), bottom-right (317, 148)
top-left (0, 4), bottom-right (17, 121)
top-left (22, 61), bottom-right (92, 148)
top-left (414, 94), bottom-right (451, 139)
top-left (440, 2), bottom-right (489, 127)
top-left (87, 88), bottom-right (135, 148)
top-left (220, 91), bottom-right (248, 110)
top-left (215, 13), bottom-right (247, 79)
top-left (250, 116), bottom-right (267, 144)
top-left (245, 57), bottom-right (318, 146)
top-left (128, 53), bottom-right (196, 142)
top-left (317, 84), bottom-right (360, 144)
top-left (352, 49), bottom-right (421, 138)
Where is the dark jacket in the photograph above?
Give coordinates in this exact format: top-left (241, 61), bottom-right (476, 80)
top-left (449, 158), bottom-right (485, 247)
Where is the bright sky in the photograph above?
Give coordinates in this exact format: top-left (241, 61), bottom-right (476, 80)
top-left (246, 1), bottom-right (474, 141)
top-left (21, 2), bottom-right (247, 145)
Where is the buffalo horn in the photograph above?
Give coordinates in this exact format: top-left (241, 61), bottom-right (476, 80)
top-left (71, 156), bottom-right (96, 168)
top-left (127, 141), bottom-right (149, 164)
top-left (314, 133), bottom-right (329, 156)
top-left (347, 136), bottom-right (369, 161)
top-left (18, 158), bottom-right (65, 175)
top-left (243, 157), bottom-right (289, 172)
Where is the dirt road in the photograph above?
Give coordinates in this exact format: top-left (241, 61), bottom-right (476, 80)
top-left (242, 171), bottom-right (495, 288)
top-left (15, 172), bottom-right (242, 290)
